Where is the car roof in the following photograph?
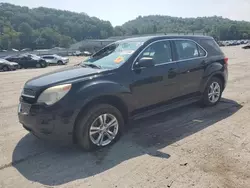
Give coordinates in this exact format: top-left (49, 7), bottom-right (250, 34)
top-left (118, 35), bottom-right (213, 43)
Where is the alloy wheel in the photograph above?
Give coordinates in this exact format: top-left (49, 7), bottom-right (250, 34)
top-left (208, 82), bottom-right (221, 103)
top-left (89, 113), bottom-right (119, 146)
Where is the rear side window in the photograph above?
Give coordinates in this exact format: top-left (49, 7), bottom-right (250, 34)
top-left (43, 56), bottom-right (53, 59)
top-left (199, 39), bottom-right (223, 56)
top-left (174, 40), bottom-right (200, 60)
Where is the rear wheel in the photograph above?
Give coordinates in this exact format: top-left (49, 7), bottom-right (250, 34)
top-left (75, 104), bottom-right (124, 151)
top-left (201, 77), bottom-right (223, 106)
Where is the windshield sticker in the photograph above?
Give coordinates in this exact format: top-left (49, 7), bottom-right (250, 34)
top-left (114, 56), bottom-right (124, 64)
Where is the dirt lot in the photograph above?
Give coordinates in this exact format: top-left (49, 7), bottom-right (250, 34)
top-left (0, 48), bottom-right (250, 188)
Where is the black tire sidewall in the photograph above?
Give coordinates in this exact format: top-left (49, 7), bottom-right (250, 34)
top-left (76, 104), bottom-right (124, 151)
top-left (57, 61), bottom-right (63, 65)
top-left (3, 66), bottom-right (9, 71)
top-left (203, 77), bottom-right (223, 106)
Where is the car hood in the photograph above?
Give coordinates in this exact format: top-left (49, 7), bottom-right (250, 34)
top-left (25, 65), bottom-right (106, 88)
top-left (8, 62), bottom-right (18, 65)
top-left (0, 61), bottom-right (17, 65)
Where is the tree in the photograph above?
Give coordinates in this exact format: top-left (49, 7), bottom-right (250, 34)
top-left (18, 22), bottom-right (32, 36)
top-left (18, 22), bottom-right (33, 49)
top-left (59, 35), bottom-right (72, 48)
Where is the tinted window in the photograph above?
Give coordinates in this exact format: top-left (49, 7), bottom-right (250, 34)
top-left (43, 56), bottom-right (54, 59)
top-left (175, 40), bottom-right (199, 60)
top-left (139, 41), bottom-right (172, 65)
top-left (199, 39), bottom-right (223, 56)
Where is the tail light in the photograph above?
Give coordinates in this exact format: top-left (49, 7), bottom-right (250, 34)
top-left (224, 57), bottom-right (229, 65)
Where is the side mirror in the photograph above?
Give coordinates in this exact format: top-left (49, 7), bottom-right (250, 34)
top-left (134, 57), bottom-right (155, 69)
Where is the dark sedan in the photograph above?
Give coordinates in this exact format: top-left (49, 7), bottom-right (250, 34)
top-left (5, 54), bottom-right (48, 69)
top-left (242, 44), bottom-right (250, 49)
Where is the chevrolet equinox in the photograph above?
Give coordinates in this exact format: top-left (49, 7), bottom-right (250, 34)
top-left (18, 35), bottom-right (228, 150)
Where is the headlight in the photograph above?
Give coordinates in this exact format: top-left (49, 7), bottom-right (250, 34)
top-left (37, 84), bottom-right (72, 105)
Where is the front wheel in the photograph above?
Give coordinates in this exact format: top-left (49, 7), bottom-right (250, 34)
top-left (201, 77), bottom-right (223, 106)
top-left (75, 104), bottom-right (124, 151)
top-left (2, 66), bottom-right (9, 71)
top-left (57, 61), bottom-right (63, 65)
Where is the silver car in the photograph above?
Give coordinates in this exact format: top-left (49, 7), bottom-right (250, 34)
top-left (42, 54), bottom-right (69, 65)
top-left (0, 58), bottom-right (19, 71)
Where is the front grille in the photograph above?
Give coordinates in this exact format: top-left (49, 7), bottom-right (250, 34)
top-left (21, 96), bottom-right (37, 104)
top-left (23, 88), bottom-right (36, 96)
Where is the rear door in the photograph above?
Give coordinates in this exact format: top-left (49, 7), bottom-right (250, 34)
top-left (43, 56), bottom-right (55, 64)
top-left (130, 40), bottom-right (179, 109)
top-left (173, 39), bottom-right (207, 96)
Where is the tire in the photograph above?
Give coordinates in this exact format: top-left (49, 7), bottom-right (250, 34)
top-left (35, 63), bottom-right (42, 68)
top-left (201, 77), bottom-right (223, 106)
top-left (2, 66), bottom-right (9, 71)
top-left (57, 61), bottom-right (63, 65)
top-left (75, 104), bottom-right (124, 151)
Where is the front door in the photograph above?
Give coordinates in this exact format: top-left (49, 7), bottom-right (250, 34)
top-left (173, 40), bottom-right (207, 96)
top-left (130, 40), bottom-right (179, 109)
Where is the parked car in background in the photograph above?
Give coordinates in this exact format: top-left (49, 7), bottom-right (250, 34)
top-left (5, 54), bottom-right (48, 69)
top-left (73, 50), bottom-right (83, 56)
top-left (83, 51), bottom-right (92, 56)
top-left (41, 54), bottom-right (69, 65)
top-left (18, 35), bottom-right (228, 151)
top-left (242, 43), bottom-right (250, 49)
top-left (21, 48), bottom-right (32, 52)
top-left (0, 58), bottom-right (19, 71)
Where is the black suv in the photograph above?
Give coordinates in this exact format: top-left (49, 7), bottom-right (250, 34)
top-left (18, 36), bottom-right (228, 150)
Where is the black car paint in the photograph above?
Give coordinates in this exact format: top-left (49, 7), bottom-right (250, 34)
top-left (18, 35), bottom-right (228, 143)
top-left (6, 55), bottom-right (47, 68)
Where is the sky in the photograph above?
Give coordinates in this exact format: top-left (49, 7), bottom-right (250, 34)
top-left (1, 0), bottom-right (250, 26)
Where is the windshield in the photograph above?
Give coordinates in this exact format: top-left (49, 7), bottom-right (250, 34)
top-left (81, 41), bottom-right (143, 69)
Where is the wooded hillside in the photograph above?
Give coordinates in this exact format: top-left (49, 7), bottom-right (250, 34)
top-left (1, 3), bottom-right (250, 50)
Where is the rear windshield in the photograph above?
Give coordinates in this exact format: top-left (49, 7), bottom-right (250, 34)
top-left (199, 39), bottom-right (223, 56)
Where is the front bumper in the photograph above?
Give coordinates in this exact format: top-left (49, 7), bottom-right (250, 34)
top-left (63, 59), bottom-right (69, 64)
top-left (18, 101), bottom-right (77, 144)
top-left (9, 65), bottom-right (18, 70)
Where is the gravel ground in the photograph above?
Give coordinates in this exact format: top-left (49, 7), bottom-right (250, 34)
top-left (0, 48), bottom-right (250, 188)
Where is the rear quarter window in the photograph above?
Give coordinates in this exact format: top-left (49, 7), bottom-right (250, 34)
top-left (199, 39), bottom-right (223, 56)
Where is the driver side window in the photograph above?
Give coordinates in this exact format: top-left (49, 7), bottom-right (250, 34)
top-left (138, 41), bottom-right (172, 65)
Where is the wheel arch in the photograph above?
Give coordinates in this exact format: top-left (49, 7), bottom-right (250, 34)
top-left (72, 95), bottom-right (129, 143)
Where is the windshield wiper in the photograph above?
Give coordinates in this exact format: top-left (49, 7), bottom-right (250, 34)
top-left (81, 63), bottom-right (102, 69)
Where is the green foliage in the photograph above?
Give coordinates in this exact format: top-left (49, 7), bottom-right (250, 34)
top-left (0, 3), bottom-right (250, 50)
top-left (0, 3), bottom-right (113, 50)
top-left (121, 15), bottom-right (250, 40)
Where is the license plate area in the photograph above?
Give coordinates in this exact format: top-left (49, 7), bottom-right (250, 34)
top-left (18, 102), bottom-right (31, 114)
